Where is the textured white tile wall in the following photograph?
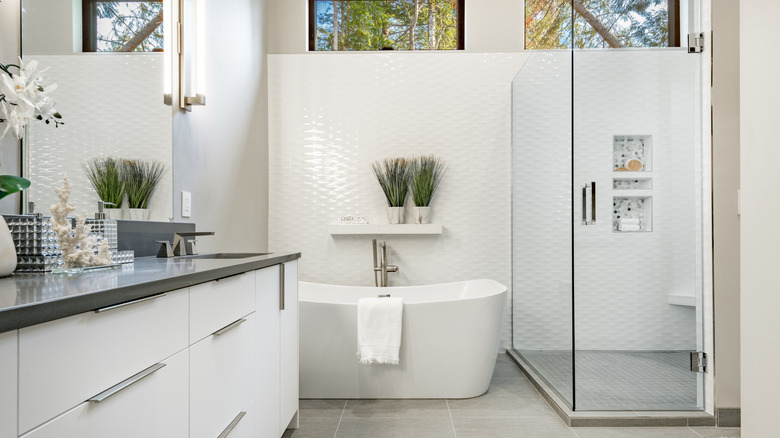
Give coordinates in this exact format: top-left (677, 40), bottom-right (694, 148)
top-left (26, 54), bottom-right (172, 220)
top-left (512, 51), bottom-right (702, 352)
top-left (511, 51), bottom-right (574, 352)
top-left (269, 53), bottom-right (529, 348)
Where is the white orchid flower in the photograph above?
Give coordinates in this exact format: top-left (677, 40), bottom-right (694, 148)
top-left (0, 101), bottom-right (33, 140)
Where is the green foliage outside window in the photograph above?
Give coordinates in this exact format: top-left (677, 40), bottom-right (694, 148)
top-left (96, 1), bottom-right (164, 52)
top-left (526, 0), bottom-right (674, 49)
top-left (313, 0), bottom-right (461, 51)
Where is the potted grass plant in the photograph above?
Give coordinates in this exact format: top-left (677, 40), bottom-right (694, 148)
top-left (122, 159), bottom-right (165, 221)
top-left (409, 155), bottom-right (446, 224)
top-left (82, 157), bottom-right (124, 219)
top-left (371, 158), bottom-right (410, 224)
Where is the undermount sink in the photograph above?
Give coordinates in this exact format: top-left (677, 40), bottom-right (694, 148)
top-left (182, 253), bottom-right (271, 259)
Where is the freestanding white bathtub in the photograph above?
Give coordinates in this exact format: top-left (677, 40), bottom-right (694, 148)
top-left (299, 279), bottom-right (508, 399)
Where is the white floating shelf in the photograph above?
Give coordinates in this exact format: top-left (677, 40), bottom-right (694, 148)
top-left (667, 293), bottom-right (696, 307)
top-left (328, 224), bottom-right (443, 235)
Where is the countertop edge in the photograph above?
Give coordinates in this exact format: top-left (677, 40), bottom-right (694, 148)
top-left (0, 252), bottom-right (301, 334)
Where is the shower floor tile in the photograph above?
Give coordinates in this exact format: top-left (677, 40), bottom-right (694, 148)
top-left (517, 350), bottom-right (700, 410)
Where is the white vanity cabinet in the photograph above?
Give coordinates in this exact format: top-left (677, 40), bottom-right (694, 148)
top-left (8, 257), bottom-right (299, 438)
top-left (256, 260), bottom-right (299, 437)
top-left (20, 349), bottom-right (189, 438)
top-left (190, 313), bottom-right (257, 438)
top-left (17, 290), bottom-right (189, 434)
top-left (0, 330), bottom-right (17, 438)
top-left (280, 260), bottom-right (299, 432)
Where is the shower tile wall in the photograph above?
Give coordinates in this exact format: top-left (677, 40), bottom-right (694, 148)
top-left (513, 51), bottom-right (699, 352)
top-left (268, 53), bottom-right (529, 348)
top-left (26, 54), bottom-right (173, 221)
top-left (573, 50), bottom-right (698, 351)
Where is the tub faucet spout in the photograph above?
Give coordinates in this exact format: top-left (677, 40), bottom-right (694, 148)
top-left (372, 239), bottom-right (398, 287)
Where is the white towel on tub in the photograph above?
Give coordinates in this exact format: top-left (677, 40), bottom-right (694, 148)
top-left (357, 296), bottom-right (403, 365)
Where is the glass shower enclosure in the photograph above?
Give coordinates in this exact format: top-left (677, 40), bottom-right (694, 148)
top-left (511, 0), bottom-right (709, 411)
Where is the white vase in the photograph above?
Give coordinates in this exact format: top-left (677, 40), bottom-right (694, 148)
top-left (413, 206), bottom-right (432, 224)
top-left (128, 208), bottom-right (150, 221)
top-left (0, 217), bottom-right (18, 277)
top-left (105, 208), bottom-right (124, 220)
top-left (387, 206), bottom-right (404, 224)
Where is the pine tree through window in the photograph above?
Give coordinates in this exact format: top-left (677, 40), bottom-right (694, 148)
top-left (83, 0), bottom-right (164, 52)
top-left (309, 0), bottom-right (465, 51)
top-left (525, 0), bottom-right (682, 49)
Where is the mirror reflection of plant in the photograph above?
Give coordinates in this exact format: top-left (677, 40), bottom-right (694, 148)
top-left (122, 159), bottom-right (165, 209)
top-left (82, 157), bottom-right (124, 208)
top-left (371, 158), bottom-right (410, 207)
top-left (0, 163), bottom-right (30, 201)
top-left (410, 155), bottom-right (446, 207)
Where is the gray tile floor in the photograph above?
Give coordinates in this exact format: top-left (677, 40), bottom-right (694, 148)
top-left (519, 350), bottom-right (700, 410)
top-left (283, 355), bottom-right (739, 438)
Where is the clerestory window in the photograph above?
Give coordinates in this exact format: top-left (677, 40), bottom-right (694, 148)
top-left (82, 0), bottom-right (164, 52)
top-left (309, 0), bottom-right (465, 51)
top-left (525, 0), bottom-right (683, 49)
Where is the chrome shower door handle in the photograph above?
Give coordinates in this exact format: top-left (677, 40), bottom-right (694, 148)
top-left (581, 182), bottom-right (596, 225)
top-left (590, 181), bottom-right (596, 224)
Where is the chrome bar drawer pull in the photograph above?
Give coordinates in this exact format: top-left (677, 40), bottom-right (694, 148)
top-left (213, 318), bottom-right (247, 336)
top-left (279, 263), bottom-right (286, 311)
top-left (95, 293), bottom-right (167, 313)
top-left (88, 363), bottom-right (166, 403)
top-left (217, 411), bottom-right (247, 438)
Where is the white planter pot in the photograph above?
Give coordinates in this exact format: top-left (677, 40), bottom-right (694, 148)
top-left (105, 208), bottom-right (124, 220)
top-left (128, 208), bottom-right (150, 221)
top-left (0, 217), bottom-right (17, 277)
top-left (387, 207), bottom-right (404, 224)
top-left (413, 206), bottom-right (432, 224)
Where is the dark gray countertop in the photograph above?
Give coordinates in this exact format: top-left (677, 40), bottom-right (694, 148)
top-left (0, 252), bottom-right (301, 334)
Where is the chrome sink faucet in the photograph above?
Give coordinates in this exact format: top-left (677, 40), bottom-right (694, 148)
top-left (372, 239), bottom-right (398, 287)
top-left (157, 231), bottom-right (215, 257)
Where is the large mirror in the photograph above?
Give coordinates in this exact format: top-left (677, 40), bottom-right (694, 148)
top-left (21, 0), bottom-right (173, 221)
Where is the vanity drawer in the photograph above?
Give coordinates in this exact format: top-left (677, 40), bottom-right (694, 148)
top-left (0, 330), bottom-right (17, 438)
top-left (20, 349), bottom-right (189, 438)
top-left (18, 289), bottom-right (188, 434)
top-left (190, 271), bottom-right (255, 344)
top-left (190, 312), bottom-right (256, 438)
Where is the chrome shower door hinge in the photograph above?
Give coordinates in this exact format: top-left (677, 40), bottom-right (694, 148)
top-left (688, 32), bottom-right (705, 53)
top-left (690, 351), bottom-right (707, 373)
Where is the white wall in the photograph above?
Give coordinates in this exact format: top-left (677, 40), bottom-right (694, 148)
top-left (172, 0), bottom-right (269, 252)
top-left (268, 53), bottom-right (528, 348)
top-left (21, 0), bottom-right (81, 55)
top-left (0, 0), bottom-right (22, 215)
top-left (740, 0), bottom-right (777, 435)
top-left (268, 0), bottom-right (525, 54)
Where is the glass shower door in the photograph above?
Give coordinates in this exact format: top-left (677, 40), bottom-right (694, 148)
top-left (572, 48), bottom-right (705, 410)
top-left (511, 51), bottom-right (574, 407)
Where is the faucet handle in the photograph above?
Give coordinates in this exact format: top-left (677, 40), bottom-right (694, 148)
top-left (156, 240), bottom-right (173, 258)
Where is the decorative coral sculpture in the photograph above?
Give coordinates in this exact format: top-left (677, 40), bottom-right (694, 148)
top-left (50, 174), bottom-right (112, 268)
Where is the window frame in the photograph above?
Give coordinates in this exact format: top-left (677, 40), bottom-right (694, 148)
top-left (523, 0), bottom-right (682, 50)
top-left (82, 0), bottom-right (163, 53)
top-left (308, 0), bottom-right (465, 52)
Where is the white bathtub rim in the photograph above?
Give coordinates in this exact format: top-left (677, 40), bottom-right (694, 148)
top-left (299, 279), bottom-right (507, 305)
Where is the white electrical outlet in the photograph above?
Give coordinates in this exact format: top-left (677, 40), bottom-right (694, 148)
top-left (182, 191), bottom-right (192, 217)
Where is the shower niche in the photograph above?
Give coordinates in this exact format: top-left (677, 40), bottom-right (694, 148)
top-left (613, 135), bottom-right (652, 171)
top-left (612, 196), bottom-right (652, 232)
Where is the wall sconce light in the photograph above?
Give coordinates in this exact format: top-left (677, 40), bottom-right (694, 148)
top-left (179, 0), bottom-right (206, 110)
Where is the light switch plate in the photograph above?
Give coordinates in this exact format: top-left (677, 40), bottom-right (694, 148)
top-left (182, 191), bottom-right (192, 217)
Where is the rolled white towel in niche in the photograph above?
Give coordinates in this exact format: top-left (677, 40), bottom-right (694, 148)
top-left (619, 224), bottom-right (642, 232)
top-left (618, 218), bottom-right (640, 225)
